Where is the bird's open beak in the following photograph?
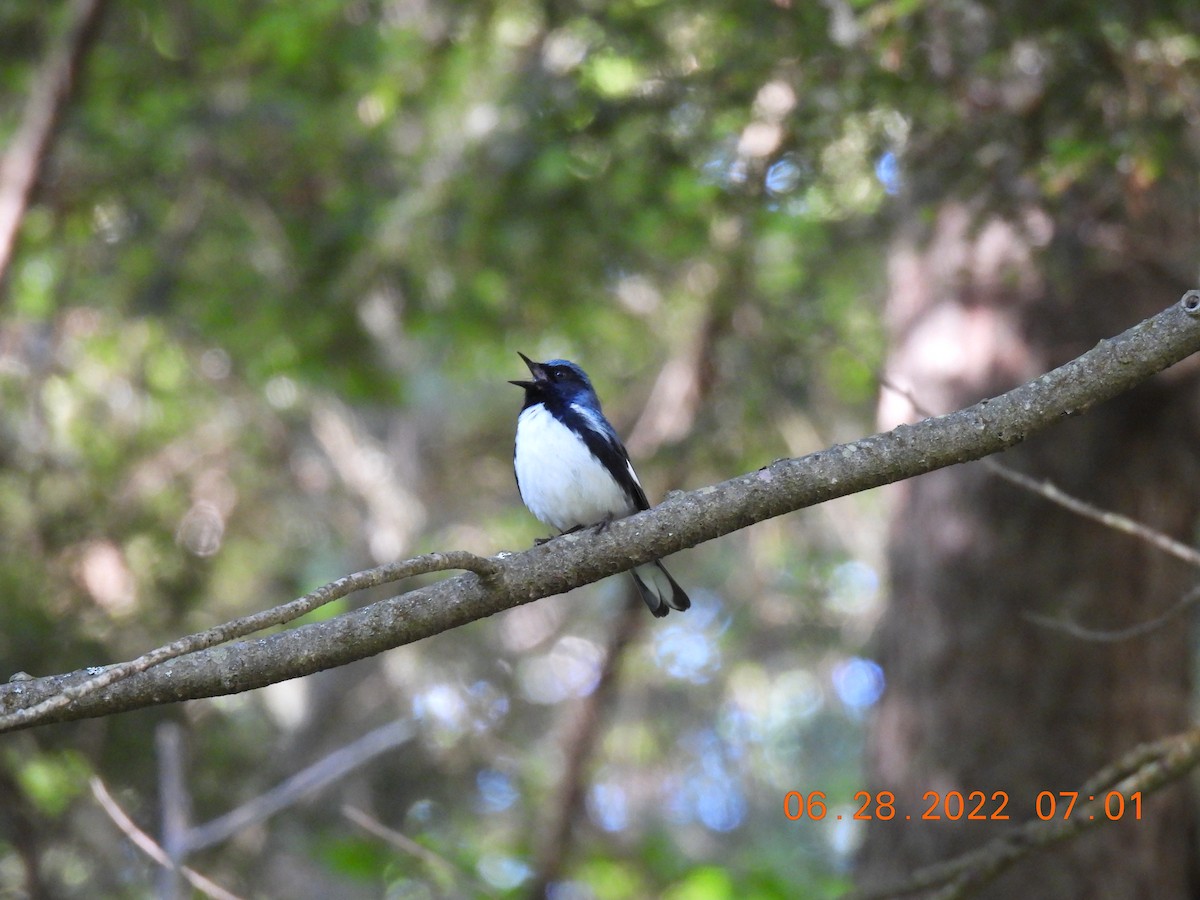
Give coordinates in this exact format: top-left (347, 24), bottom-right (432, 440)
top-left (509, 352), bottom-right (547, 389)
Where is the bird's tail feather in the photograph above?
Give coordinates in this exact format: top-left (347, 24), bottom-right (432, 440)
top-left (631, 560), bottom-right (691, 618)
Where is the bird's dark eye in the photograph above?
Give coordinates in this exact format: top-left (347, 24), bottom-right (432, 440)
top-left (551, 369), bottom-right (565, 380)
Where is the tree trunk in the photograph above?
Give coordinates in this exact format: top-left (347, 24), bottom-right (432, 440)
top-left (858, 201), bottom-right (1200, 897)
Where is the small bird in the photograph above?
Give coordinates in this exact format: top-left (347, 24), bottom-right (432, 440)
top-left (510, 353), bottom-right (691, 617)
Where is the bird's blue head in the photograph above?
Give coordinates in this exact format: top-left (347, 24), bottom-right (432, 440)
top-left (510, 353), bottom-right (601, 408)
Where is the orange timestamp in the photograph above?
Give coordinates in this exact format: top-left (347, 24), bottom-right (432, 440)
top-left (783, 790), bottom-right (1143, 822)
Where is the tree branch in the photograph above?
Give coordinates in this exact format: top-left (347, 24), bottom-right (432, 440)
top-left (0, 0), bottom-right (110, 284)
top-left (2, 292), bottom-right (1199, 729)
top-left (0, 550), bottom-right (497, 731)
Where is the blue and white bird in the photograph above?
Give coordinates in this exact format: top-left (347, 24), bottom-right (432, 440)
top-left (510, 353), bottom-right (691, 617)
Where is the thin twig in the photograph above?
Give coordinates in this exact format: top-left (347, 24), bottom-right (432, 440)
top-left (987, 462), bottom-right (1200, 642)
top-left (849, 726), bottom-right (1200, 900)
top-left (882, 375), bottom-right (1200, 568)
top-left (90, 778), bottom-right (243, 900)
top-left (1023, 583), bottom-right (1200, 642)
top-left (881, 376), bottom-right (1200, 641)
top-left (981, 460), bottom-right (1200, 568)
top-left (343, 805), bottom-right (500, 898)
top-left (0, 551), bottom-right (498, 732)
top-left (183, 718), bottom-right (413, 853)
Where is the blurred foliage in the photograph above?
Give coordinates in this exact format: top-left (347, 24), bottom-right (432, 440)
top-left (0, 0), bottom-right (1197, 896)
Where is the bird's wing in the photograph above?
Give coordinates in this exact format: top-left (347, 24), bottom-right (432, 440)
top-left (567, 402), bottom-right (650, 511)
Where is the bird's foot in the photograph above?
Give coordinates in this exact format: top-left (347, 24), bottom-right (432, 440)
top-left (536, 524), bottom-right (585, 546)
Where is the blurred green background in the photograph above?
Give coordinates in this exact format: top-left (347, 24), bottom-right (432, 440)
top-left (2, 0), bottom-right (1198, 897)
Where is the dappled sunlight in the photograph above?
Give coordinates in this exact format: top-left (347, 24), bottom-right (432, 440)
top-left (475, 768), bottom-right (519, 814)
top-left (668, 729), bottom-right (748, 833)
top-left (518, 635), bottom-right (604, 704)
top-left (410, 678), bottom-right (510, 751)
top-left (74, 540), bottom-right (137, 615)
top-left (476, 853), bottom-right (531, 891)
top-left (261, 677), bottom-right (312, 732)
top-left (176, 501), bottom-right (226, 557)
top-left (824, 559), bottom-right (881, 619)
top-left (587, 780), bottom-right (630, 833)
top-left (831, 657), bottom-right (886, 714)
top-left (650, 590), bottom-right (727, 684)
top-left (499, 598), bottom-right (566, 653)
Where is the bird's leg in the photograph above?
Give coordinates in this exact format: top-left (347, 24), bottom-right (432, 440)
top-left (592, 514), bottom-right (616, 534)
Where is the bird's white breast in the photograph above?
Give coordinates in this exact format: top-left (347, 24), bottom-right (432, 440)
top-left (515, 404), bottom-right (636, 532)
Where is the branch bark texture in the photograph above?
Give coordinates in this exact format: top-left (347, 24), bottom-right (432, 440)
top-left (3, 292), bottom-right (1200, 729)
